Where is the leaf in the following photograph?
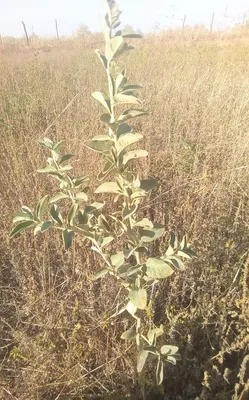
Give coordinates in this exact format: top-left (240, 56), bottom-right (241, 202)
top-left (115, 71), bottom-right (127, 92)
top-left (93, 268), bottom-right (109, 280)
top-left (78, 210), bottom-right (88, 225)
top-left (140, 178), bottom-right (158, 192)
top-left (67, 203), bottom-right (78, 226)
top-left (147, 325), bottom-right (164, 343)
top-left (169, 231), bottom-right (177, 249)
top-left (140, 224), bottom-right (165, 243)
top-left (117, 264), bottom-right (132, 276)
top-left (85, 202), bottom-right (105, 214)
top-left (137, 350), bottom-right (149, 373)
top-left (106, 36), bottom-right (126, 61)
top-left (111, 251), bottom-right (124, 269)
top-left (101, 236), bottom-right (114, 248)
top-left (160, 345), bottom-right (179, 356)
top-left (98, 161), bottom-right (115, 180)
top-left (21, 206), bottom-right (33, 218)
top-left (115, 29), bottom-right (143, 38)
top-left (38, 137), bottom-right (54, 149)
top-left (98, 214), bottom-right (110, 232)
top-left (118, 109), bottom-right (148, 122)
top-left (178, 249), bottom-right (197, 259)
top-left (91, 135), bottom-right (112, 142)
top-left (122, 150), bottom-right (148, 166)
top-left (92, 91), bottom-right (111, 113)
top-left (58, 154), bottom-right (73, 164)
top-left (156, 360), bottom-right (164, 385)
top-left (114, 92), bottom-right (140, 105)
top-left (122, 204), bottom-right (137, 220)
top-left (146, 258), bottom-right (174, 279)
top-left (40, 221), bottom-right (52, 233)
top-left (126, 300), bottom-right (137, 317)
top-left (121, 85), bottom-right (143, 94)
top-left (100, 113), bottom-right (112, 124)
top-left (166, 355), bottom-right (178, 365)
top-left (164, 256), bottom-right (185, 271)
top-left (134, 218), bottom-right (153, 228)
top-left (37, 165), bottom-right (58, 174)
top-left (95, 182), bottom-right (121, 194)
top-left (121, 328), bottom-right (136, 340)
top-left (9, 220), bottom-right (34, 238)
top-left (50, 193), bottom-right (69, 203)
top-left (143, 345), bottom-right (158, 354)
top-left (85, 137), bottom-right (113, 154)
top-left (62, 229), bottom-right (74, 250)
top-left (95, 49), bottom-right (108, 69)
top-left (116, 133), bottom-right (143, 154)
top-left (53, 140), bottom-right (65, 153)
top-left (105, 0), bottom-right (121, 28)
top-left (75, 192), bottom-right (88, 201)
top-left (50, 204), bottom-right (63, 226)
top-left (73, 176), bottom-right (86, 188)
top-left (37, 166), bottom-right (64, 180)
top-left (13, 211), bottom-right (32, 224)
top-left (36, 195), bottom-right (49, 221)
top-left (129, 288), bottom-right (147, 310)
top-left (59, 165), bottom-right (72, 172)
top-left (116, 123), bottom-right (132, 138)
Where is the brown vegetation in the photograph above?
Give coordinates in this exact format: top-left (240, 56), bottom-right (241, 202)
top-left (0, 32), bottom-right (249, 399)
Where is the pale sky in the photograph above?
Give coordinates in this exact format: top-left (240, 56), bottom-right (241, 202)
top-left (0, 0), bottom-right (248, 37)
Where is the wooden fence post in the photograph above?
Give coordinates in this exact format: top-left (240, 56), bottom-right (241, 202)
top-left (210, 13), bottom-right (215, 34)
top-left (22, 21), bottom-right (30, 45)
top-left (182, 14), bottom-right (186, 35)
top-left (55, 19), bottom-right (60, 40)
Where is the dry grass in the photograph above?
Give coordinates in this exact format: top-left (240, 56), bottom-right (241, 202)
top-left (0, 33), bottom-right (249, 399)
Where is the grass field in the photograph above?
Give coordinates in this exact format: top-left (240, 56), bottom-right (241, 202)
top-left (1, 32), bottom-right (249, 399)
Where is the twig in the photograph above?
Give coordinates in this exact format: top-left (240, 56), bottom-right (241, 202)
top-left (44, 92), bottom-right (80, 136)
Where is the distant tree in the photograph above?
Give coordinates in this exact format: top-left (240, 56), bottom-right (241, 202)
top-left (123, 24), bottom-right (134, 31)
top-left (76, 24), bottom-right (90, 37)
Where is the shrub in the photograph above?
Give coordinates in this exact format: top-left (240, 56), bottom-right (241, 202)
top-left (9, 0), bottom-right (196, 396)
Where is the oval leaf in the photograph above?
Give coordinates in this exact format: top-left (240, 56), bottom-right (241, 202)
top-left (146, 258), bottom-right (174, 279)
top-left (160, 345), bottom-right (179, 355)
top-left (36, 195), bottom-right (49, 221)
top-left (50, 204), bottom-right (63, 226)
top-left (92, 91), bottom-right (111, 113)
top-left (95, 182), bottom-right (121, 194)
top-left (9, 220), bottom-right (34, 238)
top-left (118, 109), bottom-right (148, 122)
top-left (58, 154), bottom-right (73, 165)
top-left (126, 300), bottom-right (137, 316)
top-left (40, 221), bottom-right (52, 233)
top-left (137, 350), bottom-right (149, 373)
top-left (122, 150), bottom-right (148, 166)
top-left (129, 288), bottom-right (147, 310)
top-left (67, 203), bottom-right (79, 226)
top-left (116, 133), bottom-right (143, 154)
top-left (13, 211), bottom-right (32, 224)
top-left (62, 229), bottom-right (74, 250)
top-left (121, 328), bottom-right (136, 341)
top-left (50, 193), bottom-right (69, 203)
top-left (93, 268), bottom-right (109, 280)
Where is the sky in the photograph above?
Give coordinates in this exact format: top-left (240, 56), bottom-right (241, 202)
top-left (0, 0), bottom-right (248, 37)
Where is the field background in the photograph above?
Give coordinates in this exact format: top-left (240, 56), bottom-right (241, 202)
top-left (1, 30), bottom-right (249, 399)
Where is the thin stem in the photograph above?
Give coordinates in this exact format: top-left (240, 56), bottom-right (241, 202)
top-left (136, 315), bottom-right (141, 351)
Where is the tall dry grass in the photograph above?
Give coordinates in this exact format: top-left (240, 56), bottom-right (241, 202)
top-left (0, 33), bottom-right (249, 399)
